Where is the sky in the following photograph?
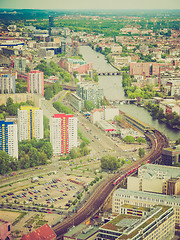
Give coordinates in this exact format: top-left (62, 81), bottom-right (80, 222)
top-left (0, 0), bottom-right (180, 10)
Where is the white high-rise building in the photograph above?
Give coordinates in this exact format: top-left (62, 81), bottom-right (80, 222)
top-left (50, 114), bottom-right (77, 155)
top-left (27, 70), bottom-right (44, 96)
top-left (0, 74), bottom-right (15, 94)
top-left (18, 106), bottom-right (43, 141)
top-left (0, 120), bottom-right (18, 159)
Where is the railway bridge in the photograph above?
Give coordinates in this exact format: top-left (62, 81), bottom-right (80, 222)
top-left (53, 130), bottom-right (169, 238)
top-left (98, 71), bottom-right (121, 76)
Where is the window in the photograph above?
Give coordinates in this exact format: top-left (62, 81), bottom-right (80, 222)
top-left (8, 224), bottom-right (11, 231)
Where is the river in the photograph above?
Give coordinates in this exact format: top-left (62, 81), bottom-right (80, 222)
top-left (80, 46), bottom-right (179, 141)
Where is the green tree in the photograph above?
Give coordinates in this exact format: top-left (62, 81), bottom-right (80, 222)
top-left (136, 137), bottom-right (146, 144)
top-left (101, 155), bottom-right (119, 170)
top-left (123, 136), bottom-right (135, 144)
top-left (41, 142), bottom-right (53, 159)
top-left (139, 148), bottom-right (145, 158)
top-left (84, 100), bottom-right (95, 111)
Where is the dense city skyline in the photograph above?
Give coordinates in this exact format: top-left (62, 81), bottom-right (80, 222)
top-left (0, 0), bottom-right (180, 10)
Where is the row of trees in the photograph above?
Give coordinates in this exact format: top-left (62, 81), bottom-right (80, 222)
top-left (123, 136), bottom-right (146, 144)
top-left (0, 139), bottom-right (53, 175)
top-left (145, 102), bottom-right (180, 129)
top-left (53, 101), bottom-right (74, 114)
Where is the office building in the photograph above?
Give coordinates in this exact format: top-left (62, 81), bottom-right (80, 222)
top-left (98, 204), bottom-right (175, 240)
top-left (27, 70), bottom-right (44, 96)
top-left (0, 74), bottom-right (15, 94)
top-left (18, 106), bottom-right (43, 141)
top-left (162, 145), bottom-right (180, 165)
top-left (112, 188), bottom-right (180, 227)
top-left (49, 16), bottom-right (54, 36)
top-left (127, 164), bottom-right (180, 195)
top-left (0, 120), bottom-right (18, 159)
top-left (77, 82), bottom-right (103, 107)
top-left (50, 114), bottom-right (77, 155)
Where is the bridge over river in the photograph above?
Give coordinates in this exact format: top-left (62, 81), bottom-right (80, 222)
top-left (98, 71), bottom-right (121, 76)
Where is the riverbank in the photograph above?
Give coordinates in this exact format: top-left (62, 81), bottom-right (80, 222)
top-left (80, 46), bottom-right (178, 141)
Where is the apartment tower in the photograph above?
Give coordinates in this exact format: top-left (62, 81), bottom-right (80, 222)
top-left (27, 70), bottom-right (44, 96)
top-left (0, 120), bottom-right (18, 158)
top-left (18, 106), bottom-right (43, 141)
top-left (50, 114), bottom-right (77, 155)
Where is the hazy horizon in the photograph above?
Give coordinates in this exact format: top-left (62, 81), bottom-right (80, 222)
top-left (0, 0), bottom-right (180, 10)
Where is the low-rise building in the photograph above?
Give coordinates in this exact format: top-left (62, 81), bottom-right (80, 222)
top-left (64, 224), bottom-right (98, 240)
top-left (68, 92), bottom-right (84, 111)
top-left (162, 145), bottom-right (180, 165)
top-left (98, 204), bottom-right (175, 240)
top-left (0, 219), bottom-right (12, 240)
top-left (21, 224), bottom-right (56, 240)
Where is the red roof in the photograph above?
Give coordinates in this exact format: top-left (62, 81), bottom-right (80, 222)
top-left (53, 114), bottom-right (74, 118)
top-left (21, 224), bottom-right (56, 240)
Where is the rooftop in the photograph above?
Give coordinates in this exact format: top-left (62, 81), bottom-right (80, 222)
top-left (101, 205), bottom-right (173, 240)
top-left (138, 163), bottom-right (180, 179)
top-left (114, 188), bottom-right (180, 205)
top-left (65, 224), bottom-right (99, 240)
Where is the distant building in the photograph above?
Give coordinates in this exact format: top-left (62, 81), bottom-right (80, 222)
top-left (49, 16), bottom-right (54, 37)
top-left (127, 164), bottom-right (180, 195)
top-left (21, 224), bottom-right (56, 240)
top-left (112, 188), bottom-right (180, 227)
top-left (27, 70), bottom-right (44, 96)
top-left (14, 57), bottom-right (27, 72)
top-left (0, 219), bottom-right (12, 240)
top-left (18, 106), bottom-right (43, 141)
top-left (50, 114), bottom-right (77, 155)
top-left (99, 204), bottom-right (175, 240)
top-left (68, 93), bottom-right (84, 111)
top-left (77, 82), bottom-right (103, 107)
top-left (0, 120), bottom-right (18, 159)
top-left (59, 58), bottom-right (93, 74)
top-left (61, 41), bottom-right (66, 54)
top-left (0, 74), bottom-right (15, 94)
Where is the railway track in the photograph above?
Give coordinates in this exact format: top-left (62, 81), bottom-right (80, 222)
top-left (53, 130), bottom-right (168, 237)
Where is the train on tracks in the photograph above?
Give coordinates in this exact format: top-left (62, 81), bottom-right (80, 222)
top-left (53, 129), bottom-right (169, 237)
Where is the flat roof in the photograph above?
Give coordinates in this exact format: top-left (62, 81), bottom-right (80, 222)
top-left (65, 224), bottom-right (99, 239)
top-left (114, 188), bottom-right (180, 205)
top-left (139, 163), bottom-right (180, 179)
top-left (101, 205), bottom-right (172, 240)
